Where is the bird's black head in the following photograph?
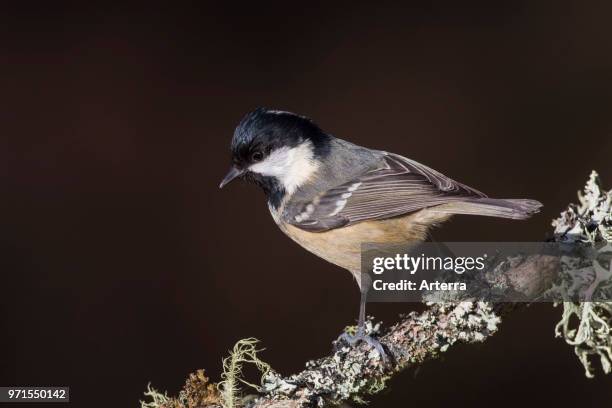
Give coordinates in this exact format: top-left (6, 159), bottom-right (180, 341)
top-left (230, 108), bottom-right (329, 165)
top-left (219, 108), bottom-right (330, 207)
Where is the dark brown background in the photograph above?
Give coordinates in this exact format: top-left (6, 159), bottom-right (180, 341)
top-left (1, 2), bottom-right (611, 407)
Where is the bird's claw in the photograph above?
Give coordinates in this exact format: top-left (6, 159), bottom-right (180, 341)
top-left (334, 330), bottom-right (390, 364)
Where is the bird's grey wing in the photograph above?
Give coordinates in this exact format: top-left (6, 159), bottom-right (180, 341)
top-left (285, 152), bottom-right (486, 232)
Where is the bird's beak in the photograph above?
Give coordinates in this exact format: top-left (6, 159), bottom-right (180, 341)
top-left (219, 166), bottom-right (244, 189)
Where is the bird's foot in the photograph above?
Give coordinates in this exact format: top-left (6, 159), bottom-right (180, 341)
top-left (334, 326), bottom-right (390, 364)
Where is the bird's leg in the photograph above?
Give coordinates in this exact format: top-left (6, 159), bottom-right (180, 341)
top-left (357, 287), bottom-right (366, 334)
top-left (335, 278), bottom-right (389, 363)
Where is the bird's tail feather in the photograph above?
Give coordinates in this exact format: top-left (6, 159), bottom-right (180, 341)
top-left (430, 198), bottom-right (542, 220)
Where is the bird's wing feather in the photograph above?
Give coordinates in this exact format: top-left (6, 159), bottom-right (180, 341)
top-left (286, 153), bottom-right (486, 232)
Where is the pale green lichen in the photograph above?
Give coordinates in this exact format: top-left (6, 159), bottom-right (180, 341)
top-left (552, 171), bottom-right (611, 244)
top-left (555, 302), bottom-right (612, 377)
top-left (552, 171), bottom-right (612, 378)
top-left (140, 383), bottom-right (174, 408)
top-left (140, 340), bottom-right (270, 408)
top-left (218, 338), bottom-right (272, 408)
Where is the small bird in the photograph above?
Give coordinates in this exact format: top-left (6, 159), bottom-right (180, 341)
top-left (220, 108), bottom-right (542, 356)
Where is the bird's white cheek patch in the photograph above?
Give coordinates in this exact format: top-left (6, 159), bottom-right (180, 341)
top-left (249, 142), bottom-right (319, 194)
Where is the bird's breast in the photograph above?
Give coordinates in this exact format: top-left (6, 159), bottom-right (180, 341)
top-left (272, 210), bottom-right (439, 280)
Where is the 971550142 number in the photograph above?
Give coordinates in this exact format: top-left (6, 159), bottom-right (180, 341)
top-left (0, 387), bottom-right (69, 403)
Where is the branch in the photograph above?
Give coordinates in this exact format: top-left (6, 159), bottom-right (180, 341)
top-left (256, 302), bottom-right (498, 408)
top-left (253, 255), bottom-right (557, 408)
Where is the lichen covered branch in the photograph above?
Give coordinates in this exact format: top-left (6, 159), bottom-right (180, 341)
top-left (552, 171), bottom-right (612, 378)
top-left (253, 302), bottom-right (499, 408)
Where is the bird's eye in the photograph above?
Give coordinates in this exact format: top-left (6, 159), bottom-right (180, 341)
top-left (251, 151), bottom-right (264, 162)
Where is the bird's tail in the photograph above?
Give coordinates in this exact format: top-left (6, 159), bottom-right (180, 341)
top-left (430, 198), bottom-right (543, 220)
